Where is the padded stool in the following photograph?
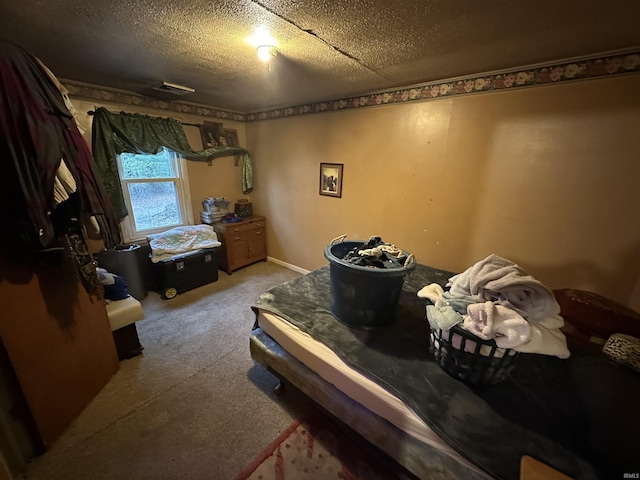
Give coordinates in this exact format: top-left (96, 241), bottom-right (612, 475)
top-left (105, 296), bottom-right (145, 360)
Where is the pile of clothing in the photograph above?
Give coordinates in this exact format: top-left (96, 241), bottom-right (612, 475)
top-left (419, 254), bottom-right (569, 358)
top-left (341, 236), bottom-right (409, 269)
top-left (1, 40), bottom-right (120, 294)
top-left (97, 267), bottom-right (130, 301)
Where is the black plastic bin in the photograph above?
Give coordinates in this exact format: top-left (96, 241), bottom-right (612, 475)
top-left (94, 244), bottom-right (151, 300)
top-left (324, 237), bottom-right (416, 329)
top-left (150, 248), bottom-right (219, 299)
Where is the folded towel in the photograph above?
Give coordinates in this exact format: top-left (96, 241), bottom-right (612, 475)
top-left (464, 301), bottom-right (531, 348)
top-left (426, 304), bottom-right (464, 330)
top-left (447, 254), bottom-right (561, 322)
top-left (462, 302), bottom-right (570, 357)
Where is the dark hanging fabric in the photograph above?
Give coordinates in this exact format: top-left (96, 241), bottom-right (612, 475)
top-left (90, 107), bottom-right (248, 219)
top-left (0, 40), bottom-right (121, 263)
top-left (49, 194), bottom-right (101, 294)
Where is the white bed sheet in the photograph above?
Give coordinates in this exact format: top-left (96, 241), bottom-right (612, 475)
top-left (257, 310), bottom-right (487, 477)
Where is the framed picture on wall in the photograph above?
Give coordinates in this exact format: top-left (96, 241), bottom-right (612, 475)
top-left (221, 128), bottom-right (239, 147)
top-left (319, 163), bottom-right (343, 198)
top-left (200, 122), bottom-right (223, 148)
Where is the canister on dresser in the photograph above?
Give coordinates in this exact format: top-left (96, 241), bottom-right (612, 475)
top-left (234, 198), bottom-right (253, 217)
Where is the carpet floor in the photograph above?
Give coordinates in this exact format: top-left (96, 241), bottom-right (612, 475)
top-left (18, 261), bottom-right (317, 480)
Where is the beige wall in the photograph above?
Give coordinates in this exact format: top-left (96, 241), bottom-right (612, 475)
top-left (68, 75), bottom-right (640, 308)
top-left (71, 99), bottom-right (249, 221)
top-left (246, 74), bottom-right (640, 307)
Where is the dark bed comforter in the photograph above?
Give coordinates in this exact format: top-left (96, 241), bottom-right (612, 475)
top-left (253, 264), bottom-right (640, 480)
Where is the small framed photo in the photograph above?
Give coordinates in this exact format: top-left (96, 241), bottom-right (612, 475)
top-left (221, 128), bottom-right (239, 147)
top-left (201, 122), bottom-right (223, 148)
top-left (319, 163), bottom-right (343, 198)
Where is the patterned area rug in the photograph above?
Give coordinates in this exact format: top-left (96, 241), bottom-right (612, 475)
top-left (233, 411), bottom-right (413, 480)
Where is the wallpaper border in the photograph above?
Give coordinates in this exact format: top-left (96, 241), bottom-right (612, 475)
top-left (65, 50), bottom-right (640, 123)
top-left (63, 82), bottom-right (246, 122)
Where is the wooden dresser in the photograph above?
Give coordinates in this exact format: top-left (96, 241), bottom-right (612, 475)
top-left (212, 215), bottom-right (267, 273)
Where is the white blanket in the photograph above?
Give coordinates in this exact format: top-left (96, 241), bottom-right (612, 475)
top-left (147, 224), bottom-right (221, 263)
top-left (445, 254), bottom-right (570, 358)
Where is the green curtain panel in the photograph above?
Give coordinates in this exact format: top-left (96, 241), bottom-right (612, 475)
top-left (91, 107), bottom-right (248, 219)
top-left (242, 153), bottom-right (254, 194)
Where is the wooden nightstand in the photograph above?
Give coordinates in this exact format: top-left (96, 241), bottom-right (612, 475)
top-left (212, 215), bottom-right (266, 273)
top-left (520, 455), bottom-right (573, 480)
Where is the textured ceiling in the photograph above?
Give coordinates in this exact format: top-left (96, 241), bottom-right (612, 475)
top-left (2, 0), bottom-right (640, 113)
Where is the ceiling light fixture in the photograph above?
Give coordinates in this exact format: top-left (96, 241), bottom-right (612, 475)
top-left (248, 27), bottom-right (276, 48)
top-left (248, 27), bottom-right (278, 70)
top-left (256, 45), bottom-right (277, 62)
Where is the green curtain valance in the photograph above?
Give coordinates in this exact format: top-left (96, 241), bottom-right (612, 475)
top-left (91, 107), bottom-right (248, 219)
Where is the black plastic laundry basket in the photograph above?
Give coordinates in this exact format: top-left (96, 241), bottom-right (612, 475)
top-left (324, 236), bottom-right (416, 329)
top-left (94, 244), bottom-right (151, 300)
top-left (429, 325), bottom-right (520, 386)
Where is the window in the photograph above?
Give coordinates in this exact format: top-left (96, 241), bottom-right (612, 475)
top-left (117, 148), bottom-right (193, 242)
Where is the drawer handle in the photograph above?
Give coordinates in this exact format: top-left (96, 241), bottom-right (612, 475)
top-left (255, 231), bottom-right (262, 235)
top-left (233, 228), bottom-right (240, 232)
top-left (234, 236), bottom-right (241, 240)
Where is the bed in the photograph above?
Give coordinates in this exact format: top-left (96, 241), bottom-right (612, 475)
top-left (250, 263), bottom-right (640, 480)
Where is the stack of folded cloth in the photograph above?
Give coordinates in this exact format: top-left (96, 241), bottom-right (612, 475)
top-left (200, 197), bottom-right (230, 224)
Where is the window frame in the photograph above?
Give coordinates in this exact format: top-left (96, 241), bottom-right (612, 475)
top-left (116, 148), bottom-right (194, 243)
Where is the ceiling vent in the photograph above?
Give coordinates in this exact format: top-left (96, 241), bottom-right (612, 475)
top-left (152, 81), bottom-right (195, 96)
